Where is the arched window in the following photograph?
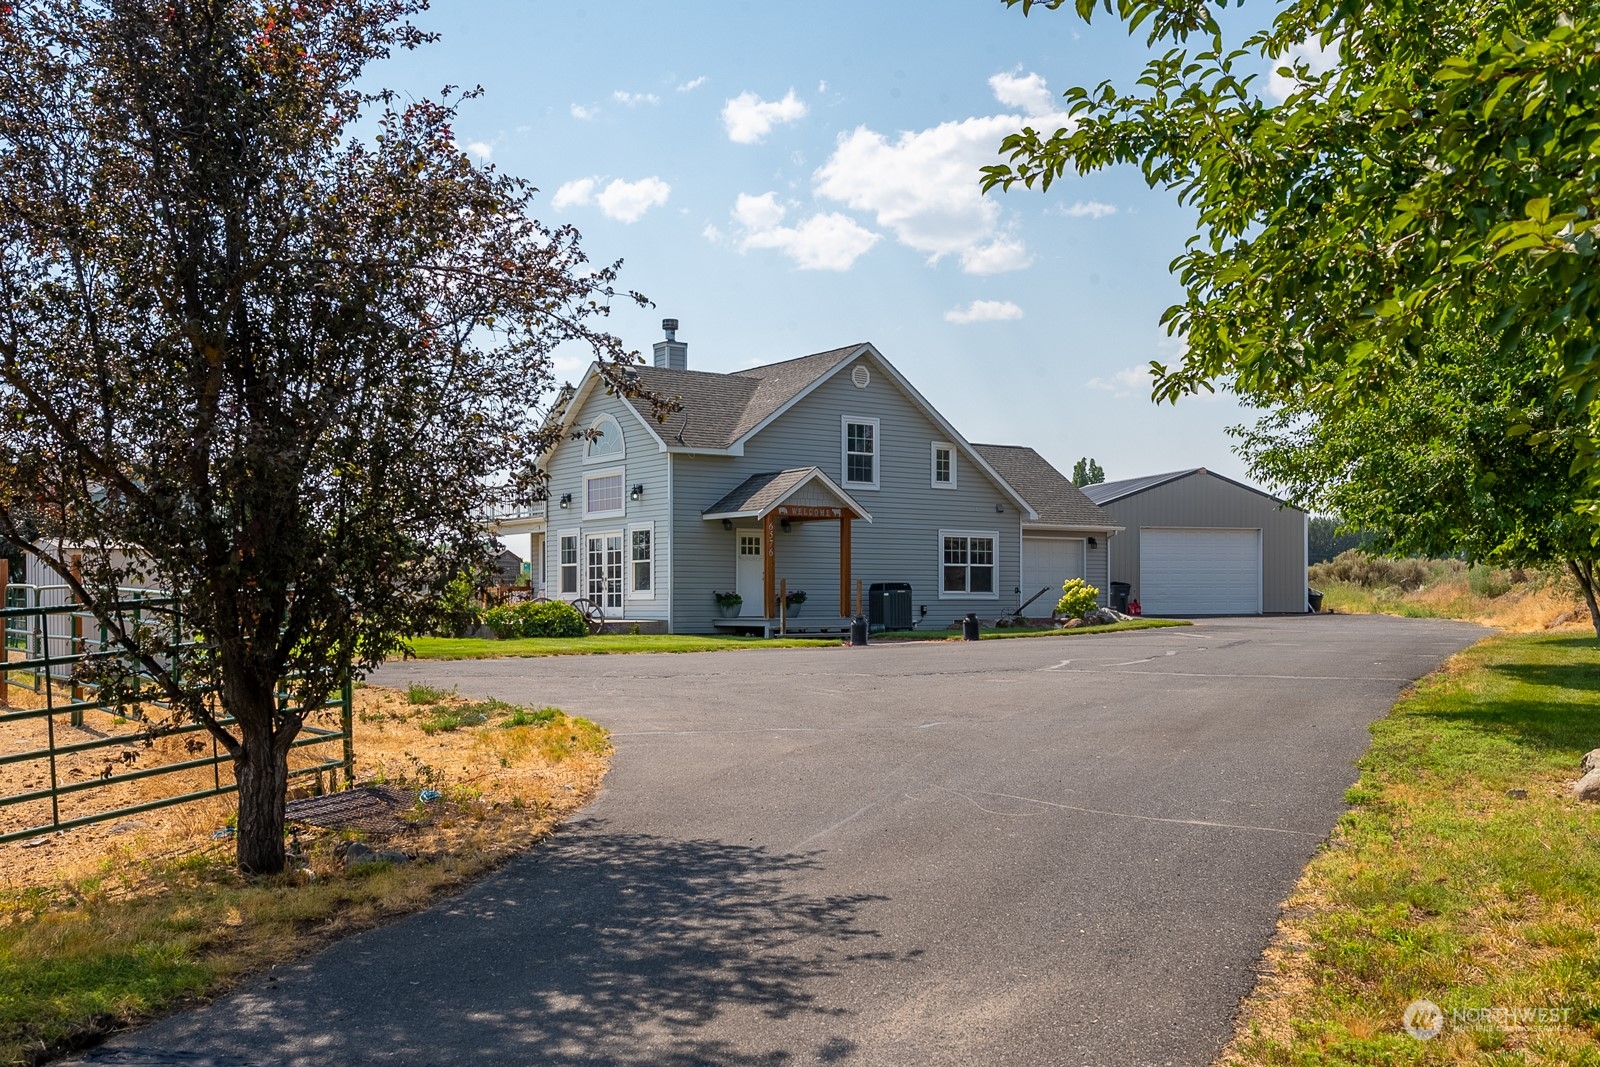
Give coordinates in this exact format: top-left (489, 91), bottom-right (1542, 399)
top-left (585, 414), bottom-right (625, 462)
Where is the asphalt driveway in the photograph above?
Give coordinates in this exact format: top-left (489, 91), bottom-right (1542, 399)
top-left (78, 614), bottom-right (1484, 1067)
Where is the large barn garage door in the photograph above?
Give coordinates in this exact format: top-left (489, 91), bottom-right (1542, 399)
top-left (1022, 536), bottom-right (1084, 612)
top-left (1139, 529), bottom-right (1260, 615)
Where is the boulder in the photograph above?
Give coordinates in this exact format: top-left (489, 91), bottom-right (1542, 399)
top-left (1582, 748), bottom-right (1600, 774)
top-left (1572, 768), bottom-right (1600, 803)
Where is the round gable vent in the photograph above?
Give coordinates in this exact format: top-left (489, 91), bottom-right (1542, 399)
top-left (851, 365), bottom-right (871, 389)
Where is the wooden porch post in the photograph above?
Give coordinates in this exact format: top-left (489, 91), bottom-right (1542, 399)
top-left (838, 514), bottom-right (852, 618)
top-left (762, 513), bottom-right (777, 618)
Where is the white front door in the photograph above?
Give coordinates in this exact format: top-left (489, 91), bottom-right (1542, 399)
top-left (735, 529), bottom-right (765, 616)
top-left (586, 532), bottom-right (624, 611)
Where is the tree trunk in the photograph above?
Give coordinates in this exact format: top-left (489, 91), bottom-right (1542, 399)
top-left (232, 701), bottom-right (290, 876)
top-left (1566, 560), bottom-right (1600, 642)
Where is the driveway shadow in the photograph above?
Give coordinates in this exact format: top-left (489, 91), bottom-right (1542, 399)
top-left (89, 826), bottom-right (893, 1066)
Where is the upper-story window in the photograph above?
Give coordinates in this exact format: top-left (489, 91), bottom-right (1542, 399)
top-left (584, 467), bottom-right (626, 519)
top-left (842, 416), bottom-right (879, 490)
top-left (584, 414), bottom-right (625, 464)
top-left (931, 442), bottom-right (956, 489)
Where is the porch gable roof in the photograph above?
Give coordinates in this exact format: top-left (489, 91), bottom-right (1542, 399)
top-left (701, 467), bottom-right (873, 523)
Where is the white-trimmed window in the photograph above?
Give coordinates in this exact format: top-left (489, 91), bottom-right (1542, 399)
top-left (558, 534), bottom-right (580, 596)
top-left (842, 416), bottom-right (879, 489)
top-left (931, 442), bottom-right (956, 489)
top-left (939, 530), bottom-right (998, 598)
top-left (584, 466), bottom-right (626, 519)
top-left (629, 523), bottom-right (654, 599)
top-left (584, 414), bottom-right (626, 464)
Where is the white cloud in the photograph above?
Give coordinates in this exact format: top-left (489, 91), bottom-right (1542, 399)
top-left (960, 235), bottom-right (1033, 274)
top-left (722, 89), bottom-right (808, 144)
top-left (1267, 38), bottom-right (1338, 103)
top-left (702, 223), bottom-right (725, 243)
top-left (945, 299), bottom-right (1024, 324)
top-left (741, 212), bottom-right (880, 270)
top-left (733, 191), bottom-right (787, 231)
top-left (677, 75), bottom-right (707, 92)
top-left (552, 176), bottom-right (671, 223)
top-left (988, 70), bottom-right (1055, 117)
top-left (463, 141), bottom-right (494, 162)
top-left (551, 177), bottom-right (596, 209)
top-left (1058, 200), bottom-right (1118, 219)
top-left (1086, 365), bottom-right (1156, 398)
top-left (613, 90), bottom-right (660, 106)
top-left (595, 177), bottom-right (671, 222)
top-left (570, 103), bottom-right (596, 120)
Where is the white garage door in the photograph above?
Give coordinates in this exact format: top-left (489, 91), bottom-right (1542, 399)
top-left (1022, 536), bottom-right (1084, 613)
top-left (1140, 529), bottom-right (1260, 615)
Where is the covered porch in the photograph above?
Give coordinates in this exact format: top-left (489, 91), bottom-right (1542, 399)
top-left (701, 467), bottom-right (872, 637)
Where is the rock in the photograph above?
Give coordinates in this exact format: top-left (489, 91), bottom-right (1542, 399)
top-left (107, 819), bottom-right (148, 835)
top-left (1060, 618), bottom-right (1083, 629)
top-left (1583, 748), bottom-right (1600, 774)
top-left (343, 841), bottom-right (410, 868)
top-left (1081, 608), bottom-right (1134, 626)
top-left (1505, 788), bottom-right (1527, 800)
top-left (1572, 768), bottom-right (1600, 803)
top-left (1549, 611), bottom-right (1575, 630)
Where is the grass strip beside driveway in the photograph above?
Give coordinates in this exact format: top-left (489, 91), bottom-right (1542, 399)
top-left (405, 633), bottom-right (840, 660)
top-left (1224, 633), bottom-right (1600, 1065)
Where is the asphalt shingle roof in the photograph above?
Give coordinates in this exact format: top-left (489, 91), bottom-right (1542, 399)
top-left (620, 345), bottom-right (864, 450)
top-left (702, 468), bottom-right (822, 517)
top-left (970, 444), bottom-right (1116, 529)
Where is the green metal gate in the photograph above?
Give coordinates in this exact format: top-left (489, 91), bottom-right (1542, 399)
top-left (1, 585), bottom-right (353, 844)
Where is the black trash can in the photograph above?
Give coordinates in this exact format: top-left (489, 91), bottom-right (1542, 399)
top-left (1110, 582), bottom-right (1132, 613)
top-left (962, 612), bottom-right (980, 641)
top-left (1307, 587), bottom-right (1324, 613)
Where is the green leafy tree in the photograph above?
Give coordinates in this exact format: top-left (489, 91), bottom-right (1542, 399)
top-left (1307, 516), bottom-right (1375, 566)
top-left (0, 0), bottom-right (649, 873)
top-left (1234, 331), bottom-right (1600, 636)
top-left (985, 0), bottom-right (1600, 486)
top-left (1072, 457), bottom-right (1106, 486)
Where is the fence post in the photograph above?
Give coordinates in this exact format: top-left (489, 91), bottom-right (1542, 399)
top-left (69, 554), bottom-right (84, 726)
top-left (0, 557), bottom-right (8, 711)
top-left (341, 673), bottom-right (355, 788)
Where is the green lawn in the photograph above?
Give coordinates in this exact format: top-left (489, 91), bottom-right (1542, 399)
top-left (1225, 632), bottom-right (1600, 1065)
top-left (404, 633), bottom-right (840, 660)
top-left (874, 618), bottom-right (1190, 641)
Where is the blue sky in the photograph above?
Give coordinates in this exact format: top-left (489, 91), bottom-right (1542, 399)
top-left (380, 0), bottom-right (1301, 486)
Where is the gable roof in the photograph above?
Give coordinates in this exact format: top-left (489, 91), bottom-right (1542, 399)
top-left (614, 345), bottom-right (863, 451)
top-left (1081, 467), bottom-right (1304, 511)
top-left (551, 342), bottom-right (1037, 518)
top-left (701, 467), bottom-right (873, 523)
top-left (971, 444), bottom-right (1120, 531)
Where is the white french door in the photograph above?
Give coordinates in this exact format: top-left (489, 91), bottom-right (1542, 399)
top-left (586, 532), bottom-right (624, 610)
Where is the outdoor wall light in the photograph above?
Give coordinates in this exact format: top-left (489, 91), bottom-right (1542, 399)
top-left (780, 518), bottom-right (792, 533)
top-left (630, 483), bottom-right (645, 501)
top-left (994, 503), bottom-right (1004, 513)
top-left (722, 518), bottom-right (734, 531)
top-left (559, 493), bottom-right (572, 509)
top-left (1088, 537), bottom-right (1098, 548)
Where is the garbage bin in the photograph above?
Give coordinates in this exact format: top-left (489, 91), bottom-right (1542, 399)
top-left (1110, 582), bottom-right (1132, 613)
top-left (1307, 587), bottom-right (1324, 613)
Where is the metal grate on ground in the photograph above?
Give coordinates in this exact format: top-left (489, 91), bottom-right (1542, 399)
top-left (284, 784), bottom-right (433, 835)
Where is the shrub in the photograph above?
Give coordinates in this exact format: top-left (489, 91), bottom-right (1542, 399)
top-left (1055, 578), bottom-right (1100, 620)
top-left (1468, 563), bottom-right (1512, 598)
top-left (1307, 549), bottom-right (1457, 591)
top-left (482, 600), bottom-right (588, 639)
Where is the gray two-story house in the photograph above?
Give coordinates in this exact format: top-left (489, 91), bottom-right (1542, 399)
top-left (510, 321), bottom-right (1114, 634)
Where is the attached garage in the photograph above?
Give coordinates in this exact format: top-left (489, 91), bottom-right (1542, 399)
top-left (1083, 469), bottom-right (1308, 615)
top-left (1022, 534), bottom-right (1085, 605)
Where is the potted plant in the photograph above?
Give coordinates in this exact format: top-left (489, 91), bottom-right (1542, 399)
top-left (714, 591), bottom-right (743, 618)
top-left (783, 589), bottom-right (807, 617)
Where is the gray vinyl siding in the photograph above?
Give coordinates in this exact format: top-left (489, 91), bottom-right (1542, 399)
top-left (1097, 474), bottom-right (1307, 614)
top-left (669, 350), bottom-right (1024, 633)
top-left (540, 391), bottom-right (670, 621)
